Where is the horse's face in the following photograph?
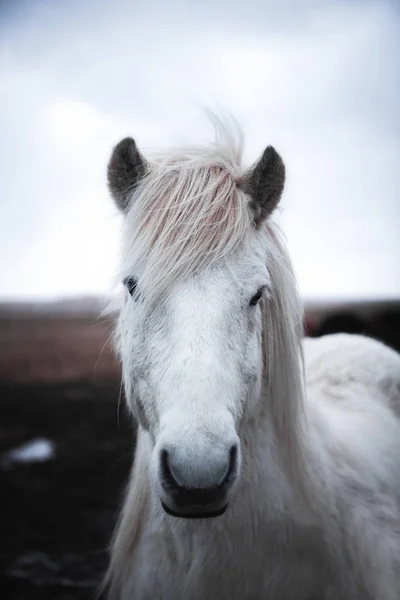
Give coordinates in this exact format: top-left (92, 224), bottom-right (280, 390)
top-left (108, 134), bottom-right (285, 518)
top-left (118, 235), bottom-right (269, 517)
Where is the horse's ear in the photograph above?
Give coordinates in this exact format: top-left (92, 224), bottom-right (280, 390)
top-left (107, 137), bottom-right (147, 213)
top-left (242, 146), bottom-right (285, 227)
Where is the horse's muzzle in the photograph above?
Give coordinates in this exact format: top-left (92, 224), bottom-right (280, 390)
top-left (159, 444), bottom-right (238, 519)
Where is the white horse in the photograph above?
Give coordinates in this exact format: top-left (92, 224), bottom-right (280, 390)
top-left (104, 117), bottom-right (400, 600)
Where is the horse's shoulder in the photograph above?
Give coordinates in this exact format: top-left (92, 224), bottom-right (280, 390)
top-left (304, 332), bottom-right (399, 364)
top-left (303, 333), bottom-right (400, 410)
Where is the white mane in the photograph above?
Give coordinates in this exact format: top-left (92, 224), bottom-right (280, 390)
top-left (260, 224), bottom-right (309, 499)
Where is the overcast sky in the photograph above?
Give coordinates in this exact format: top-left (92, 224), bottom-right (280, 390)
top-left (0, 0), bottom-right (399, 301)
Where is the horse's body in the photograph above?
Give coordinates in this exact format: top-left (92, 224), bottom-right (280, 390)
top-left (104, 118), bottom-right (400, 600)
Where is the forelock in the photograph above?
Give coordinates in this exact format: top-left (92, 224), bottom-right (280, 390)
top-left (120, 120), bottom-right (253, 302)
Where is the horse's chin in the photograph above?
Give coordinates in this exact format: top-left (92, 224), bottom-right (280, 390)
top-left (161, 501), bottom-right (228, 519)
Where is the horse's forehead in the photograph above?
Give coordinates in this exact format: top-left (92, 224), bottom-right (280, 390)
top-left (166, 250), bottom-right (269, 310)
top-left (138, 169), bottom-right (236, 234)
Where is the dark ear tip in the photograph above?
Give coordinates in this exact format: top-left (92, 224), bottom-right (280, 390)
top-left (110, 137), bottom-right (137, 164)
top-left (120, 136), bottom-right (135, 144)
top-left (117, 136), bottom-right (136, 149)
top-left (263, 145), bottom-right (283, 164)
top-left (262, 146), bottom-right (285, 179)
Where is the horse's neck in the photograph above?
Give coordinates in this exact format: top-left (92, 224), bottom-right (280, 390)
top-left (237, 406), bottom-right (308, 522)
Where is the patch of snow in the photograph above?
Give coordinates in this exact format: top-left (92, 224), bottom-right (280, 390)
top-left (2, 438), bottom-right (55, 467)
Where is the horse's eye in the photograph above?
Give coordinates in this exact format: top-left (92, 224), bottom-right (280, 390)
top-left (123, 277), bottom-right (138, 298)
top-left (249, 287), bottom-right (264, 307)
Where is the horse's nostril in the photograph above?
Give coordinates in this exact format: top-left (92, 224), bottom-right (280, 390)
top-left (224, 444), bottom-right (238, 485)
top-left (160, 449), bottom-right (179, 490)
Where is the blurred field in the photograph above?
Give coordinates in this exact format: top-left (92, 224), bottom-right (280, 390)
top-left (0, 317), bottom-right (119, 384)
top-left (0, 298), bottom-right (120, 384)
top-left (0, 382), bottom-right (133, 600)
top-left (0, 300), bottom-right (125, 598)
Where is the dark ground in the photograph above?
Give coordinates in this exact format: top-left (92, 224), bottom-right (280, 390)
top-left (0, 381), bottom-right (134, 600)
